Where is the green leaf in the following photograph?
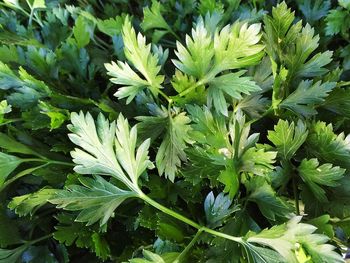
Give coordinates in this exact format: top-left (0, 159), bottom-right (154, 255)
top-left (186, 104), bottom-right (227, 149)
top-left (0, 152), bottom-right (22, 186)
top-left (106, 16), bottom-right (164, 102)
top-left (53, 213), bottom-right (95, 248)
top-left (244, 243), bottom-right (286, 263)
top-left (156, 109), bottom-right (192, 182)
top-left (53, 213), bottom-right (111, 260)
top-left (207, 71), bottom-right (261, 116)
top-left (91, 233), bottom-right (111, 260)
top-left (97, 16), bottom-right (123, 37)
top-left (73, 16), bottom-right (90, 48)
top-left (280, 80), bottom-right (336, 116)
top-left (67, 112), bottom-right (153, 192)
top-left (218, 166), bottom-right (239, 199)
top-left (339, 0), bottom-right (350, 9)
top-left (307, 214), bottom-right (334, 238)
top-left (0, 100), bottom-right (11, 123)
top-left (246, 177), bottom-right (292, 221)
top-left (38, 101), bottom-right (69, 130)
top-left (50, 175), bottom-right (135, 226)
top-left (135, 107), bottom-right (168, 142)
top-left (321, 87), bottom-right (350, 117)
top-left (173, 18), bottom-right (214, 78)
top-left (105, 17), bottom-right (164, 102)
top-left (156, 214), bottom-right (185, 243)
top-left (1, 66), bottom-right (51, 110)
top-left (0, 245), bottom-right (28, 263)
top-left (173, 19), bottom-right (264, 79)
top-left (0, 133), bottom-right (40, 156)
top-left (247, 216), bottom-right (343, 263)
top-left (105, 61), bottom-right (150, 104)
top-left (0, 45), bottom-right (19, 64)
top-left (307, 121), bottom-right (350, 169)
top-left (141, 1), bottom-right (170, 32)
top-left (204, 191), bottom-right (239, 228)
top-left (267, 119), bottom-right (308, 160)
top-left (264, 2), bottom-right (332, 83)
top-left (298, 0), bottom-right (330, 24)
top-left (265, 2), bottom-right (295, 40)
top-left (0, 207), bottom-right (21, 247)
top-left (290, 25), bottom-right (333, 79)
top-left (31, 0), bottom-right (46, 9)
top-left (241, 147), bottom-right (277, 176)
top-left (325, 9), bottom-right (349, 36)
top-left (298, 158), bottom-right (345, 202)
top-left (8, 188), bottom-right (56, 216)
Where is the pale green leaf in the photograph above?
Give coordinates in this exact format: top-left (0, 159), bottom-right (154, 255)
top-left (339, 0), bottom-right (350, 9)
top-left (122, 16), bottom-right (164, 90)
top-left (31, 0), bottom-right (46, 9)
top-left (105, 16), bottom-right (164, 102)
top-left (173, 19), bottom-right (263, 80)
top-left (105, 61), bottom-right (149, 104)
top-left (50, 176), bottom-right (135, 226)
top-left (67, 112), bottom-right (153, 192)
top-left (247, 216), bottom-right (343, 263)
top-left (241, 147), bottom-right (277, 176)
top-left (173, 18), bottom-right (214, 78)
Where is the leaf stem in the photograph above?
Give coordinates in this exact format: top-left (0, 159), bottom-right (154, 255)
top-left (0, 118), bottom-right (23, 127)
top-left (140, 193), bottom-right (201, 229)
top-left (139, 193), bottom-right (243, 244)
top-left (336, 81), bottom-right (350, 87)
top-left (27, 234), bottom-right (53, 245)
top-left (22, 158), bottom-right (75, 167)
top-left (293, 176), bottom-right (300, 215)
top-left (158, 88), bottom-right (172, 104)
top-left (175, 229), bottom-right (203, 262)
top-left (0, 164), bottom-right (49, 192)
top-left (174, 80), bottom-right (203, 98)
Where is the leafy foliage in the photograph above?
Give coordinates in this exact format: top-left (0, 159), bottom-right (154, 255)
top-left (0, 0), bottom-right (349, 262)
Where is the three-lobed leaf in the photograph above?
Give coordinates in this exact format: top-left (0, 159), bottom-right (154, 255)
top-left (298, 158), bottom-right (345, 202)
top-left (268, 119), bottom-right (308, 160)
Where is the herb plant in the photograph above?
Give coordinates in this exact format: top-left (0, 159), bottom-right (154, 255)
top-left (0, 0), bottom-right (349, 262)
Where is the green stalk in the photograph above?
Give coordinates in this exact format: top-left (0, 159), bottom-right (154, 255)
top-left (22, 158), bottom-right (75, 167)
top-left (0, 164), bottom-right (49, 192)
top-left (139, 193), bottom-right (243, 244)
top-left (293, 176), bottom-right (300, 215)
top-left (140, 193), bottom-right (201, 229)
top-left (175, 229), bottom-right (203, 263)
top-left (27, 234), bottom-right (53, 245)
top-left (336, 81), bottom-right (350, 87)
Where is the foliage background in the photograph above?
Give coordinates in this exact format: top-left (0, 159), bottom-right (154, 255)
top-left (0, 0), bottom-right (349, 262)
